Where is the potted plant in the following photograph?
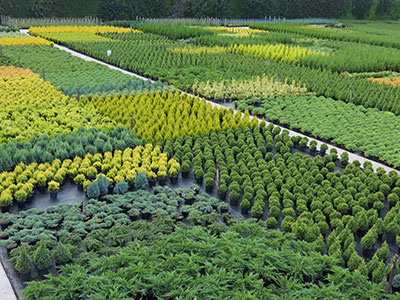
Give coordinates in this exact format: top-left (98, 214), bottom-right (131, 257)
top-left (54, 242), bottom-right (72, 266)
top-left (33, 241), bottom-right (53, 276)
top-left (309, 140), bottom-right (317, 155)
top-left (127, 208), bottom-right (140, 221)
top-left (135, 172), bottom-right (149, 190)
top-left (36, 172), bottom-right (47, 193)
top-left (74, 174), bottom-right (86, 191)
top-left (141, 205), bottom-right (154, 220)
top-left (219, 183), bottom-right (227, 201)
top-left (229, 190), bottom-right (240, 207)
top-left (48, 181), bottom-right (60, 200)
top-left (190, 184), bottom-right (200, 195)
top-left (184, 191), bottom-right (196, 205)
top-left (266, 217), bottom-right (278, 229)
top-left (97, 174), bottom-right (110, 195)
top-left (181, 161), bottom-right (191, 178)
top-left (205, 176), bottom-right (214, 193)
top-left (113, 180), bottom-right (129, 195)
top-left (218, 202), bottom-right (229, 214)
top-left (181, 205), bottom-right (193, 218)
top-left (299, 137), bottom-right (308, 150)
top-left (86, 181), bottom-right (100, 199)
top-left (145, 172), bottom-right (156, 187)
top-left (320, 143), bottom-right (328, 156)
top-left (14, 245), bottom-right (33, 281)
top-left (392, 275), bottom-right (400, 293)
top-left (240, 199), bottom-right (250, 215)
top-left (250, 203), bottom-right (264, 220)
top-left (360, 228), bottom-right (377, 258)
top-left (14, 189), bottom-right (28, 208)
top-left (194, 167), bottom-right (204, 185)
top-left (169, 167), bottom-right (179, 184)
top-left (0, 190), bottom-right (13, 212)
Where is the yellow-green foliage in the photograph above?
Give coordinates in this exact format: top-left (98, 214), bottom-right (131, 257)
top-left (204, 26), bottom-right (266, 36)
top-left (192, 75), bottom-right (313, 100)
top-left (0, 74), bottom-right (114, 143)
top-left (168, 45), bottom-right (228, 55)
top-left (82, 91), bottom-right (244, 142)
top-left (37, 32), bottom-right (115, 43)
top-left (230, 43), bottom-right (328, 62)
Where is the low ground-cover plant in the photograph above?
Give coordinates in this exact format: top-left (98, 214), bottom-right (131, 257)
top-left (21, 219), bottom-right (396, 300)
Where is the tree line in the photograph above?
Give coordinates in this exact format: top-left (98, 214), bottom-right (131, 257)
top-left (0, 0), bottom-right (399, 21)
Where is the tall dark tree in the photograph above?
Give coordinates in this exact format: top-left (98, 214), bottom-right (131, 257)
top-left (99, 0), bottom-right (129, 20)
top-left (325, 0), bottom-right (352, 17)
top-left (352, 0), bottom-right (374, 18)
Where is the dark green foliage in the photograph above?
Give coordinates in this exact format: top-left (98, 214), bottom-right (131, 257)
top-left (13, 245), bottom-right (33, 274)
top-left (33, 241), bottom-right (52, 270)
top-left (23, 220), bottom-right (393, 300)
top-left (54, 242), bottom-right (72, 265)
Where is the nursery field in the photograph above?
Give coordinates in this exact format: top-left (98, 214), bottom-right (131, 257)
top-left (1, 21), bottom-right (400, 299)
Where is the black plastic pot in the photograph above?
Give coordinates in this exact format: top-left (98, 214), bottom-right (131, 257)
top-left (159, 178), bottom-right (167, 186)
top-left (385, 233), bottom-right (396, 244)
top-left (38, 268), bottom-right (49, 277)
top-left (220, 207), bottom-right (229, 214)
top-left (182, 211), bottom-right (189, 218)
top-left (174, 216), bottom-right (184, 223)
top-left (241, 206), bottom-right (249, 215)
top-left (50, 192), bottom-right (58, 200)
top-left (392, 286), bottom-right (400, 293)
top-left (230, 198), bottom-right (239, 206)
top-left (252, 214), bottom-right (263, 220)
top-left (0, 222), bottom-right (10, 231)
top-left (141, 211), bottom-right (152, 220)
top-left (195, 177), bottom-right (203, 185)
top-left (170, 176), bottom-right (178, 184)
top-left (129, 215), bottom-right (139, 221)
top-left (219, 193), bottom-right (226, 201)
top-left (181, 171), bottom-right (189, 178)
top-left (20, 272), bottom-right (31, 282)
top-left (362, 248), bottom-right (375, 259)
top-left (357, 229), bottom-right (367, 237)
top-left (17, 201), bottom-right (26, 209)
top-left (38, 186), bottom-right (46, 193)
top-left (1, 206), bottom-right (9, 213)
top-left (26, 194), bottom-right (34, 203)
top-left (77, 185), bottom-right (84, 191)
top-left (185, 197), bottom-right (195, 205)
top-left (205, 185), bottom-right (214, 193)
top-left (6, 243), bottom-right (17, 255)
top-left (149, 180), bottom-right (156, 187)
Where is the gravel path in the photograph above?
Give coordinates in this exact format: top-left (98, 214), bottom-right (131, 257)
top-left (0, 260), bottom-right (17, 300)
